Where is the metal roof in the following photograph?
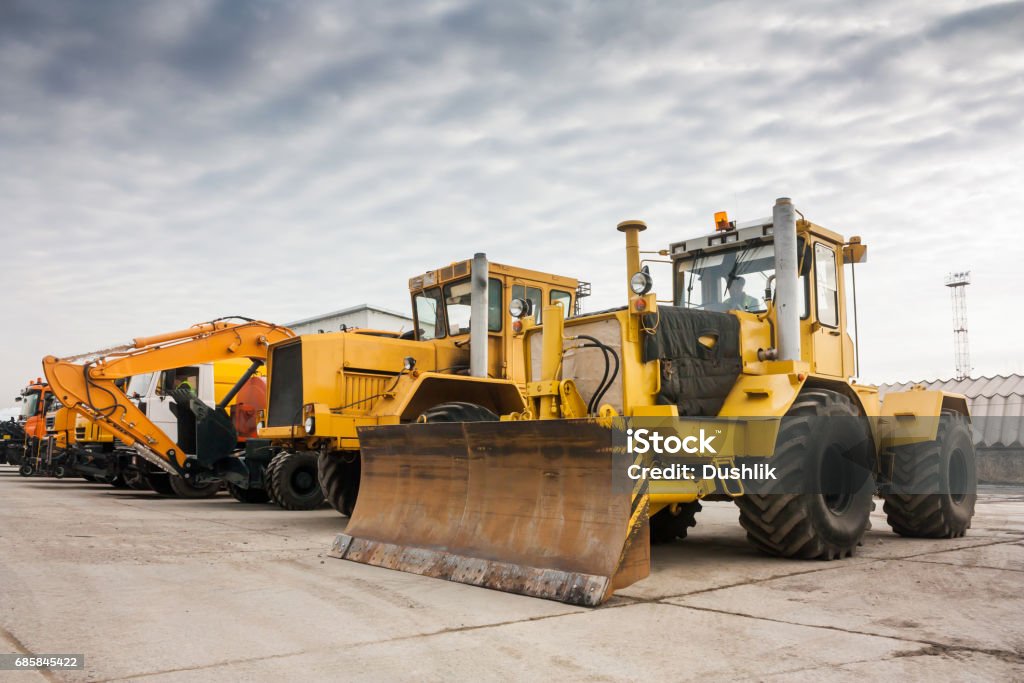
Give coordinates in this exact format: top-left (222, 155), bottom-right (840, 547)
top-left (287, 304), bottom-right (412, 328)
top-left (879, 374), bottom-right (1024, 399)
top-left (879, 375), bottom-right (1024, 450)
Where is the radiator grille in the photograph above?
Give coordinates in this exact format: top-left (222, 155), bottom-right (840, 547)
top-left (267, 341), bottom-right (303, 427)
top-left (341, 372), bottom-right (392, 414)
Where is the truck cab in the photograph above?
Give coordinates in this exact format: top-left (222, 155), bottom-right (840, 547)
top-left (127, 359), bottom-right (265, 445)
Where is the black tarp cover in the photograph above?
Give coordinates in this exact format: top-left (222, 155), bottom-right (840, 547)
top-left (642, 306), bottom-right (743, 417)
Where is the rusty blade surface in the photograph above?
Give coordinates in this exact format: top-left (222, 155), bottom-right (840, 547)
top-left (329, 419), bottom-right (649, 606)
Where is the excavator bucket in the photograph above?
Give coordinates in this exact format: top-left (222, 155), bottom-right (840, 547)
top-left (329, 419), bottom-right (650, 606)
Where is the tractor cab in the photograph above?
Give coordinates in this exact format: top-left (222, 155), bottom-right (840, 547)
top-left (408, 258), bottom-right (587, 382)
top-left (670, 212), bottom-right (867, 379)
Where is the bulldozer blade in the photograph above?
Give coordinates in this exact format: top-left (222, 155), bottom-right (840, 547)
top-left (329, 419), bottom-right (649, 606)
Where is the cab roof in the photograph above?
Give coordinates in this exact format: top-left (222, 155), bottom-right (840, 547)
top-left (669, 216), bottom-right (845, 260)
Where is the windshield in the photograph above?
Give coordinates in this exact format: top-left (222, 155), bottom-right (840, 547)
top-left (126, 373), bottom-right (154, 399)
top-left (19, 390), bottom-right (40, 419)
top-left (413, 288), bottom-right (445, 341)
top-left (413, 278), bottom-right (504, 340)
top-left (675, 242), bottom-right (774, 313)
top-left (444, 280), bottom-right (474, 335)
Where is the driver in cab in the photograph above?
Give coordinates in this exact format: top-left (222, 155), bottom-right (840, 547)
top-left (723, 276), bottom-right (759, 312)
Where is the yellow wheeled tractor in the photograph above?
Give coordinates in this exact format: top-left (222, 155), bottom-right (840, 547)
top-left (258, 255), bottom-right (586, 513)
top-left (331, 198), bottom-right (977, 606)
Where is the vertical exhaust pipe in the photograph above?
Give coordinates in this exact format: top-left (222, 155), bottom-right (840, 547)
top-left (470, 253), bottom-right (489, 378)
top-left (617, 220), bottom-right (648, 298)
top-left (772, 197), bottom-right (801, 362)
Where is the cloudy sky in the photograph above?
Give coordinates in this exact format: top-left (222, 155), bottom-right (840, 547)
top-left (1, 0), bottom-right (1022, 408)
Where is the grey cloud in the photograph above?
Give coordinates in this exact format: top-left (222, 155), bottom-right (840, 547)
top-left (1, 0), bottom-right (1022, 400)
top-left (927, 1), bottom-right (1024, 39)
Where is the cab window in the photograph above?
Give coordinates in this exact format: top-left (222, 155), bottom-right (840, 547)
top-left (19, 391), bottom-right (40, 419)
top-left (413, 287), bottom-right (445, 340)
top-left (550, 290), bottom-right (572, 318)
top-left (159, 367), bottom-right (200, 395)
top-left (512, 284), bottom-right (544, 323)
top-left (442, 277), bottom-right (503, 336)
top-left (126, 373), bottom-right (154, 399)
top-left (488, 279), bottom-right (503, 332)
top-left (814, 243), bottom-right (839, 327)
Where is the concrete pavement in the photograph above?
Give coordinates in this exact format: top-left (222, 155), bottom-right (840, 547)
top-left (1, 466), bottom-right (1021, 681)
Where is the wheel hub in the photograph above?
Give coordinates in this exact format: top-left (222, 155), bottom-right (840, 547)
top-left (948, 448), bottom-right (968, 504)
top-left (291, 469), bottom-right (316, 495)
top-left (821, 444), bottom-right (855, 515)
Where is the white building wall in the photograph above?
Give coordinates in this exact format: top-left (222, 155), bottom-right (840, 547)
top-left (365, 308), bottom-right (414, 334)
top-left (287, 305), bottom-right (413, 336)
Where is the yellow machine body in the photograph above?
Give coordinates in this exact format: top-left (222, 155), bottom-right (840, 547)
top-left (259, 260), bottom-right (582, 451)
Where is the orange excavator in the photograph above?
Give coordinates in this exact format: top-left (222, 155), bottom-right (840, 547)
top-left (42, 318), bottom-right (295, 499)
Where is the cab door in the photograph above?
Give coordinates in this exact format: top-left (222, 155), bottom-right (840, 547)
top-left (809, 242), bottom-right (845, 377)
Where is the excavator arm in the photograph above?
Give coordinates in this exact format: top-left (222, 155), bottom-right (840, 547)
top-left (42, 320), bottom-right (294, 475)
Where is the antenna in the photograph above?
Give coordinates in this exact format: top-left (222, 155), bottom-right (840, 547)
top-left (944, 271), bottom-right (971, 380)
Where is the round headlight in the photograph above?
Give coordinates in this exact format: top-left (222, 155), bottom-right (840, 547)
top-left (508, 297), bottom-right (532, 318)
top-left (303, 416), bottom-right (315, 434)
top-left (630, 270), bottom-right (654, 296)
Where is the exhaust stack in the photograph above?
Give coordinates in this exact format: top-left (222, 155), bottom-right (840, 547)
top-left (617, 220), bottom-right (647, 298)
top-left (772, 197), bottom-right (801, 362)
top-left (470, 252), bottom-right (489, 378)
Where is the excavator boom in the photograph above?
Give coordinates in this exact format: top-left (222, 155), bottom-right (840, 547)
top-left (42, 320), bottom-right (294, 473)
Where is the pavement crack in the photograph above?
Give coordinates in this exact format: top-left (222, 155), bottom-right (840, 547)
top-left (660, 600), bottom-right (1024, 665)
top-left (899, 556), bottom-right (1024, 573)
top-left (97, 648), bottom-right (314, 682)
top-left (0, 625), bottom-right (62, 683)
top-left (98, 610), bottom-right (587, 681)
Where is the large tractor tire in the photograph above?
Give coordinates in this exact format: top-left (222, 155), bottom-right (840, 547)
top-left (418, 402), bottom-right (499, 423)
top-left (227, 483), bottom-right (271, 504)
top-left (263, 467), bottom-right (279, 505)
top-left (735, 389), bottom-right (875, 560)
top-left (168, 475), bottom-right (222, 499)
top-left (319, 452), bottom-right (360, 517)
top-left (145, 472), bottom-right (176, 496)
top-left (650, 501), bottom-right (702, 544)
top-left (882, 410), bottom-right (976, 538)
top-left (266, 451), bottom-right (324, 510)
